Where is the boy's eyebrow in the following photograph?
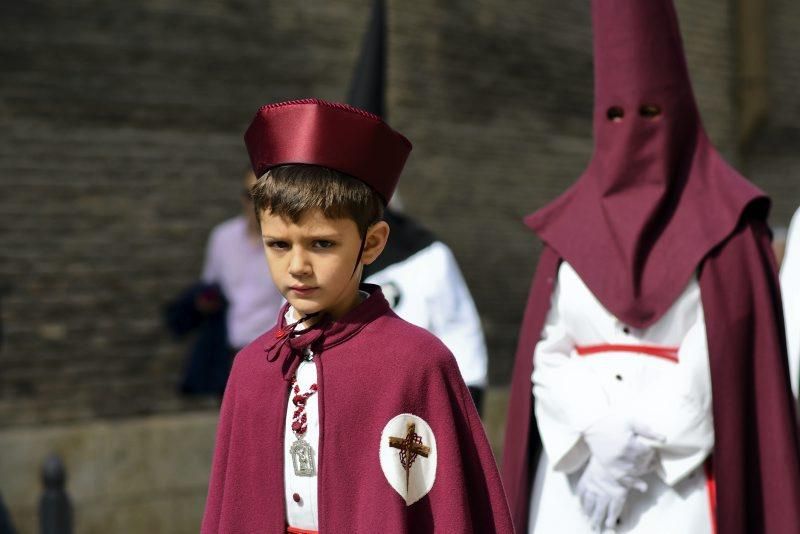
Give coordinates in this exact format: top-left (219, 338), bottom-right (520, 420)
top-left (261, 233), bottom-right (341, 240)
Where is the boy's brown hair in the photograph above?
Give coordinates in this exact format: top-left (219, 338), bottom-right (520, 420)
top-left (250, 164), bottom-right (384, 238)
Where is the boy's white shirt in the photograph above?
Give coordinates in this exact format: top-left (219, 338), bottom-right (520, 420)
top-left (529, 262), bottom-right (714, 533)
top-left (284, 356), bottom-right (320, 530)
top-left (780, 206), bottom-right (800, 399)
top-left (283, 291), bottom-right (368, 529)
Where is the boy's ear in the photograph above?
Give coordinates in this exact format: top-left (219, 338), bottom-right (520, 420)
top-left (361, 221), bottom-right (390, 265)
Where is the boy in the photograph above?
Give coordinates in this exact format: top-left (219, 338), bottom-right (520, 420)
top-left (201, 99), bottom-right (513, 533)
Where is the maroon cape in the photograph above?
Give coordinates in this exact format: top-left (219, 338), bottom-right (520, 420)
top-left (202, 285), bottom-right (512, 533)
top-left (502, 206), bottom-right (800, 533)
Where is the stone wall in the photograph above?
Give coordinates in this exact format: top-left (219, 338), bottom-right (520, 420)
top-left (0, 0), bottom-right (369, 427)
top-left (1, 0), bottom-right (794, 531)
top-left (0, 0), bottom-right (743, 425)
top-left (745, 0), bottom-right (800, 227)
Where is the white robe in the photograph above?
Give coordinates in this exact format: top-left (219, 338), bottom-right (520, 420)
top-left (529, 262), bottom-right (714, 533)
top-left (780, 206), bottom-right (800, 398)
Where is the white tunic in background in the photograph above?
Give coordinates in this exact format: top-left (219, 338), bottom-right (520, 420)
top-left (365, 241), bottom-right (488, 387)
top-left (529, 262), bottom-right (714, 534)
top-left (780, 206), bottom-right (800, 398)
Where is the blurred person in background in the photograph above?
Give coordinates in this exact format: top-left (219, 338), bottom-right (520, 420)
top-left (502, 0), bottom-right (800, 532)
top-left (166, 170), bottom-right (284, 396)
top-left (350, 0), bottom-right (488, 411)
top-left (199, 170), bottom-right (285, 349)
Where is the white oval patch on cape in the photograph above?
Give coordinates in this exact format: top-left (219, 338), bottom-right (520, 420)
top-left (379, 413), bottom-right (438, 506)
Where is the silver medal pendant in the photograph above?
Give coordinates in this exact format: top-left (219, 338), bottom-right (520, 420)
top-left (290, 437), bottom-right (316, 477)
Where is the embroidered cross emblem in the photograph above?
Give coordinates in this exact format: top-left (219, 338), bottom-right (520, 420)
top-left (388, 423), bottom-right (431, 491)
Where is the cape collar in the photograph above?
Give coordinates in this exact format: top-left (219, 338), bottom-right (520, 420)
top-left (264, 283), bottom-right (390, 380)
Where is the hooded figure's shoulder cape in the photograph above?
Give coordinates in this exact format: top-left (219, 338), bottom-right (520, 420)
top-left (202, 288), bottom-right (513, 533)
top-left (502, 207), bottom-right (800, 533)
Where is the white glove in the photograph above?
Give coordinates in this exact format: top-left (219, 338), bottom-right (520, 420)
top-left (583, 414), bottom-right (665, 490)
top-left (576, 457), bottom-right (632, 531)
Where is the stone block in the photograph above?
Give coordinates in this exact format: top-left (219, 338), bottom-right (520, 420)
top-left (0, 413), bottom-right (217, 533)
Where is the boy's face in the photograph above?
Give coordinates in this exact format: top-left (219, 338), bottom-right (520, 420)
top-left (260, 208), bottom-right (389, 320)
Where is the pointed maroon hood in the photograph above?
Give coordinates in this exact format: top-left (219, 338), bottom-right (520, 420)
top-left (526, 0), bottom-right (766, 328)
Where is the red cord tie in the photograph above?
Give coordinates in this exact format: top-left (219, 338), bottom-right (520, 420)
top-left (575, 344), bottom-right (680, 363)
top-left (290, 380), bottom-right (318, 436)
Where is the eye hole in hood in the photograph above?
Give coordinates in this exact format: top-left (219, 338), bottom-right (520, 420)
top-left (606, 106), bottom-right (625, 122)
top-left (639, 104), bottom-right (662, 119)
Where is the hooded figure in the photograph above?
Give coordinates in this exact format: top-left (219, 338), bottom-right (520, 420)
top-left (348, 0), bottom-right (489, 407)
top-left (502, 0), bottom-right (800, 532)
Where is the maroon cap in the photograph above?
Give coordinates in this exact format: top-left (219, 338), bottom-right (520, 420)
top-left (244, 99), bottom-right (412, 204)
